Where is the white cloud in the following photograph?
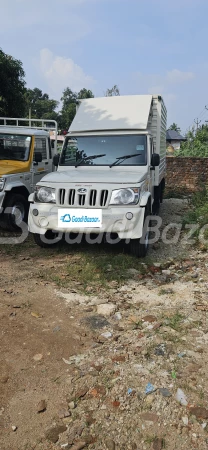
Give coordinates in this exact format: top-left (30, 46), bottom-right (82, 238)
top-left (133, 69), bottom-right (195, 97)
top-left (167, 69), bottom-right (195, 83)
top-left (38, 49), bottom-right (95, 100)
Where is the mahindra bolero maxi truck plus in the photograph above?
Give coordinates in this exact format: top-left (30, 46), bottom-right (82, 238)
top-left (28, 95), bottom-right (167, 257)
top-left (0, 118), bottom-right (58, 230)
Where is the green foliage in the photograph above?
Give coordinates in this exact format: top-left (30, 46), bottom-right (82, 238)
top-left (176, 125), bottom-right (208, 157)
top-left (59, 87), bottom-right (94, 129)
top-left (168, 122), bottom-right (181, 133)
top-left (165, 312), bottom-right (184, 331)
top-left (105, 85), bottom-right (120, 97)
top-left (77, 88), bottom-right (94, 100)
top-left (183, 186), bottom-right (208, 243)
top-left (25, 87), bottom-right (59, 120)
top-left (0, 48), bottom-right (26, 116)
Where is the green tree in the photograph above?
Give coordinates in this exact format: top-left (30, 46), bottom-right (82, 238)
top-left (105, 85), bottom-right (120, 97)
top-left (176, 125), bottom-right (208, 157)
top-left (25, 88), bottom-right (59, 120)
top-left (0, 48), bottom-right (26, 117)
top-left (59, 87), bottom-right (94, 130)
top-left (77, 88), bottom-right (94, 100)
top-left (168, 123), bottom-right (181, 133)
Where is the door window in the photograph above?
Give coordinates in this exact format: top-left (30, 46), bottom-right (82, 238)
top-left (34, 138), bottom-right (47, 160)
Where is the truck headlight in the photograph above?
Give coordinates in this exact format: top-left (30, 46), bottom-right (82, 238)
top-left (109, 188), bottom-right (140, 205)
top-left (35, 186), bottom-right (56, 203)
top-left (0, 178), bottom-right (5, 192)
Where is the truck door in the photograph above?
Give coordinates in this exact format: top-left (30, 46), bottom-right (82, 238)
top-left (33, 137), bottom-right (53, 183)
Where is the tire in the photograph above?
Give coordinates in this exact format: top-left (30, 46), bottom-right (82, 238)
top-left (33, 231), bottom-right (61, 248)
top-left (153, 185), bottom-right (161, 215)
top-left (0, 193), bottom-right (28, 231)
top-left (129, 206), bottom-right (151, 258)
top-left (160, 181), bottom-right (165, 203)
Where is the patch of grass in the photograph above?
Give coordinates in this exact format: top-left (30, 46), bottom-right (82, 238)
top-left (199, 389), bottom-right (205, 400)
top-left (41, 243), bottom-right (152, 292)
top-left (164, 188), bottom-right (189, 199)
top-left (144, 435), bottom-right (156, 444)
top-left (0, 235), bottom-right (34, 256)
top-left (144, 436), bottom-right (166, 448)
top-left (165, 312), bottom-right (185, 331)
top-left (132, 319), bottom-right (143, 330)
top-left (158, 288), bottom-right (174, 296)
top-left (144, 342), bottom-right (157, 359)
top-left (191, 320), bottom-right (203, 328)
top-left (159, 332), bottom-right (183, 344)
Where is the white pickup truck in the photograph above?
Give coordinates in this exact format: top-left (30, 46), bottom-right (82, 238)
top-left (0, 118), bottom-right (57, 230)
top-left (28, 95), bottom-right (167, 257)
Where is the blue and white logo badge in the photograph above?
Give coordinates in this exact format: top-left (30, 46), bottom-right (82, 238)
top-left (58, 209), bottom-right (102, 228)
top-left (60, 214), bottom-right (71, 223)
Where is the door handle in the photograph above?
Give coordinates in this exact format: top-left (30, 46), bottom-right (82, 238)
top-left (45, 162), bottom-right (49, 165)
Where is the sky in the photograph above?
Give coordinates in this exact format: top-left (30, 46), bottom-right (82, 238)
top-left (1, 0), bottom-right (208, 134)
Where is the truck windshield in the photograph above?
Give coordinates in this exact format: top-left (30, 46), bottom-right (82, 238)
top-left (0, 134), bottom-right (31, 161)
top-left (60, 135), bottom-right (147, 166)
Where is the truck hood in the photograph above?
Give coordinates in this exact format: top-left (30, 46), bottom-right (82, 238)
top-left (40, 167), bottom-right (148, 185)
top-left (0, 160), bottom-right (29, 176)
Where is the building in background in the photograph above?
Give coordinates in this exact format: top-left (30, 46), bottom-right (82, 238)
top-left (50, 131), bottom-right (65, 153)
top-left (166, 129), bottom-right (186, 152)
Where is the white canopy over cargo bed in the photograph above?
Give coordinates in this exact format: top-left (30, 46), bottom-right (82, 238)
top-left (69, 95), bottom-right (153, 132)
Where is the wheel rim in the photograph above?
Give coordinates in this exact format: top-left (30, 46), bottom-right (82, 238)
top-left (11, 203), bottom-right (25, 226)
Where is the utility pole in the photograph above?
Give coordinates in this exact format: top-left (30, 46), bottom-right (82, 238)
top-left (29, 107), bottom-right (31, 128)
top-left (194, 118), bottom-right (201, 131)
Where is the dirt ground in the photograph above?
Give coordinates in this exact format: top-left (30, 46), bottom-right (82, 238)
top-left (0, 199), bottom-right (208, 450)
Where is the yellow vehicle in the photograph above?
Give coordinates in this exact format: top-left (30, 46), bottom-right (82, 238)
top-left (0, 118), bottom-right (57, 230)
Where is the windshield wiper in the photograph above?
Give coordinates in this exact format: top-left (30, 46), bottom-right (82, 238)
top-left (109, 153), bottom-right (141, 168)
top-left (75, 153), bottom-right (106, 168)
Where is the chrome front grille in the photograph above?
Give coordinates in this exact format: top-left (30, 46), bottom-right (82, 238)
top-left (100, 189), bottom-right (108, 207)
top-left (59, 189), bottom-right (65, 205)
top-left (78, 194), bottom-right (86, 206)
top-left (68, 189), bottom-right (75, 205)
top-left (89, 190), bottom-right (97, 206)
top-left (58, 188), bottom-right (109, 207)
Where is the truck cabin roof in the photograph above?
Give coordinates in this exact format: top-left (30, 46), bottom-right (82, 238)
top-left (0, 127), bottom-right (49, 137)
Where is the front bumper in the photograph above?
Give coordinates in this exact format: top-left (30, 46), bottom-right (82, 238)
top-left (28, 203), bottom-right (145, 240)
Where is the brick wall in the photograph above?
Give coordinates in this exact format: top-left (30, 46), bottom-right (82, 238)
top-left (166, 157), bottom-right (208, 194)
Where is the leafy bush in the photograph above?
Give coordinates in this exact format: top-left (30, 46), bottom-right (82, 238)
top-left (182, 186), bottom-right (208, 243)
top-left (175, 126), bottom-right (208, 157)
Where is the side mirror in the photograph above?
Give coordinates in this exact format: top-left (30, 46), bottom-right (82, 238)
top-left (34, 152), bottom-right (42, 163)
top-left (53, 154), bottom-right (60, 167)
top-left (151, 153), bottom-right (160, 167)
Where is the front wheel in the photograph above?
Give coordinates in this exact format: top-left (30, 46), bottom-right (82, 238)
top-left (0, 193), bottom-right (28, 231)
top-left (129, 207), bottom-right (151, 258)
top-left (33, 231), bottom-right (62, 248)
